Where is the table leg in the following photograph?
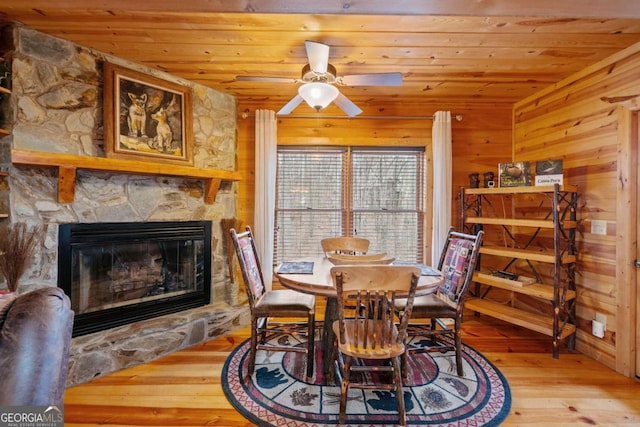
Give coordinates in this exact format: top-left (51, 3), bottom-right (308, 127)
top-left (321, 297), bottom-right (338, 380)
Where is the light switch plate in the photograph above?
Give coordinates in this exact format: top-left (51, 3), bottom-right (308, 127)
top-left (591, 220), bottom-right (607, 235)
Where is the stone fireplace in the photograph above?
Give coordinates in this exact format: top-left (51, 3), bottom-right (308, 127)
top-left (58, 221), bottom-right (212, 336)
top-left (2, 25), bottom-right (250, 387)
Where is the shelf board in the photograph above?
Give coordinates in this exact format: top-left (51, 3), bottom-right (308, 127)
top-left (465, 297), bottom-right (576, 340)
top-left (0, 128), bottom-right (9, 136)
top-left (0, 86), bottom-right (10, 95)
top-left (464, 184), bottom-right (577, 195)
top-left (465, 217), bottom-right (577, 229)
top-left (0, 213), bottom-right (7, 219)
top-left (11, 149), bottom-right (241, 204)
top-left (473, 272), bottom-right (576, 300)
top-left (479, 245), bottom-right (577, 264)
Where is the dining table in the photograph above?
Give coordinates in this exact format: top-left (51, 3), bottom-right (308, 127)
top-left (274, 256), bottom-right (443, 381)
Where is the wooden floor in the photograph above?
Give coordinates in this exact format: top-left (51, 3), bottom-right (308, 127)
top-left (63, 307), bottom-right (640, 426)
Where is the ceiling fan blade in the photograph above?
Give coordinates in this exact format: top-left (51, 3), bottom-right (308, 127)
top-left (236, 75), bottom-right (297, 84)
top-left (305, 40), bottom-right (329, 74)
top-left (339, 72), bottom-right (403, 87)
top-left (334, 92), bottom-right (363, 117)
top-left (277, 94), bottom-right (304, 115)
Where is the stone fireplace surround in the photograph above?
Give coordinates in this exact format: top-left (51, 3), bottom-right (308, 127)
top-left (2, 25), bottom-right (251, 387)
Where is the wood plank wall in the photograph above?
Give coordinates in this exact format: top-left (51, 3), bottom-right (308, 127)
top-left (235, 99), bottom-right (512, 269)
top-left (513, 41), bottom-right (640, 375)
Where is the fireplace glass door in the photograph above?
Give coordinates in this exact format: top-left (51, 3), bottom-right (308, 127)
top-left (59, 221), bottom-right (212, 336)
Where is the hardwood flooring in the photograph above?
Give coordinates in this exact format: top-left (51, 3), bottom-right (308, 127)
top-left (63, 304), bottom-right (640, 426)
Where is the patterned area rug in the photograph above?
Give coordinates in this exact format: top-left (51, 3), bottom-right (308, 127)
top-left (222, 333), bottom-right (511, 426)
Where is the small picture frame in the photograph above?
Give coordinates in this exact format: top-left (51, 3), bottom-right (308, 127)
top-left (498, 162), bottom-right (532, 187)
top-left (103, 62), bottom-right (193, 165)
top-left (535, 159), bottom-right (563, 186)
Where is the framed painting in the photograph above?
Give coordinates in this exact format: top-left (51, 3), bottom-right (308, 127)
top-left (103, 62), bottom-right (193, 165)
top-left (498, 161), bottom-right (532, 187)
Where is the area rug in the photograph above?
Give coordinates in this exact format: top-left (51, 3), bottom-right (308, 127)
top-left (222, 333), bottom-right (511, 426)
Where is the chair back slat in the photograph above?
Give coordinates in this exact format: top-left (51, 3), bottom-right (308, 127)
top-left (331, 265), bottom-right (420, 357)
top-left (436, 228), bottom-right (484, 306)
top-left (230, 227), bottom-right (266, 311)
top-left (322, 236), bottom-right (370, 256)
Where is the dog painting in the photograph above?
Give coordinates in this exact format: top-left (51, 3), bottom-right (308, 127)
top-left (127, 93), bottom-right (148, 137)
top-left (150, 107), bottom-right (173, 152)
top-left (104, 62), bottom-right (193, 165)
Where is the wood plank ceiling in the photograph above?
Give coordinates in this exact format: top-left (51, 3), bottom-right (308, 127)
top-left (2, 1), bottom-right (640, 115)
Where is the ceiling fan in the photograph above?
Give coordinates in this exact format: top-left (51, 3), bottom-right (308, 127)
top-left (236, 40), bottom-right (403, 117)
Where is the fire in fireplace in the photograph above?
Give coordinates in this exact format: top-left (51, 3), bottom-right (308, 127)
top-left (58, 221), bottom-right (212, 336)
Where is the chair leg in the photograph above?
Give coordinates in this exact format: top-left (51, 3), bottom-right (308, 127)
top-left (248, 317), bottom-right (258, 376)
top-left (392, 356), bottom-right (406, 426)
top-left (430, 317), bottom-right (438, 346)
top-left (329, 335), bottom-right (339, 384)
top-left (400, 352), bottom-right (407, 382)
top-left (455, 326), bottom-right (463, 376)
top-left (339, 355), bottom-right (352, 425)
top-left (306, 313), bottom-right (315, 380)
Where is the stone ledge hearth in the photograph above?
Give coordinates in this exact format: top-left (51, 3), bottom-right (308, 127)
top-left (67, 302), bottom-right (250, 386)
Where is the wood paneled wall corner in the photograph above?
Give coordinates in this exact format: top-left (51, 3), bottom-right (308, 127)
top-left (614, 106), bottom-right (637, 376)
top-left (513, 43), bottom-right (640, 376)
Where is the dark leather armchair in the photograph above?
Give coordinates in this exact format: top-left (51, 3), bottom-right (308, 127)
top-left (0, 287), bottom-right (74, 406)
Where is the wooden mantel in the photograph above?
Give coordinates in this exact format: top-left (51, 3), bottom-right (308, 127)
top-left (11, 149), bottom-right (241, 204)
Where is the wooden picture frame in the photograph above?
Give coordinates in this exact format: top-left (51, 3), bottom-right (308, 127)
top-left (103, 62), bottom-right (193, 165)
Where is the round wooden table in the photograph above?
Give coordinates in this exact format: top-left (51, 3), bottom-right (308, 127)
top-left (275, 256), bottom-right (442, 380)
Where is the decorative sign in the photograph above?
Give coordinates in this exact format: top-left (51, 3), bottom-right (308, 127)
top-left (535, 159), bottom-right (563, 186)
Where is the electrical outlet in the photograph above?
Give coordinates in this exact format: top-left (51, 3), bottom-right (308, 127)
top-left (591, 220), bottom-right (607, 236)
top-left (592, 320), bottom-right (605, 338)
top-left (595, 312), bottom-right (607, 331)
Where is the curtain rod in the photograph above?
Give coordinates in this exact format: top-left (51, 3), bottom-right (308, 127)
top-left (240, 112), bottom-right (463, 121)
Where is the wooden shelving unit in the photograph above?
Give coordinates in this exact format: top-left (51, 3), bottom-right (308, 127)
top-left (11, 149), bottom-right (241, 204)
top-left (461, 184), bottom-right (578, 358)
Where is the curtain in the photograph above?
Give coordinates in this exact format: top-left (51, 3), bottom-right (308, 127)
top-left (254, 109), bottom-right (277, 289)
top-left (431, 111), bottom-right (452, 266)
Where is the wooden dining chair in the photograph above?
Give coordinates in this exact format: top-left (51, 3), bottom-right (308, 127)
top-left (326, 252), bottom-right (394, 265)
top-left (397, 227), bottom-right (483, 377)
top-left (331, 265), bottom-right (421, 426)
top-left (321, 236), bottom-right (370, 256)
top-left (230, 226), bottom-right (316, 381)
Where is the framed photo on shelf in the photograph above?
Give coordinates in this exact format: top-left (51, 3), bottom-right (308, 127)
top-left (535, 159), bottom-right (563, 186)
top-left (103, 62), bottom-right (193, 165)
top-left (498, 161), bottom-right (532, 187)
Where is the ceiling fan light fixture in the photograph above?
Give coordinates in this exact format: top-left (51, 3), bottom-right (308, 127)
top-left (298, 82), bottom-right (339, 111)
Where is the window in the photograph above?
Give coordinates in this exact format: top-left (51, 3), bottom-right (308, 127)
top-left (275, 147), bottom-right (425, 264)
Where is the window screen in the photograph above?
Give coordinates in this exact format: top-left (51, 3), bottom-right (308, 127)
top-left (351, 150), bottom-right (424, 262)
top-left (275, 149), bottom-right (345, 261)
top-left (275, 147), bottom-right (424, 264)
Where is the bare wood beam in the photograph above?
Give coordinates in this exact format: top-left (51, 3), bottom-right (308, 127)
top-left (58, 166), bottom-right (77, 203)
top-left (602, 94), bottom-right (640, 111)
top-left (11, 149), bottom-right (240, 205)
top-left (615, 106), bottom-right (638, 376)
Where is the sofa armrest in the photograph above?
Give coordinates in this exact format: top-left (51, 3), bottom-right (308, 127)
top-left (0, 287), bottom-right (74, 406)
